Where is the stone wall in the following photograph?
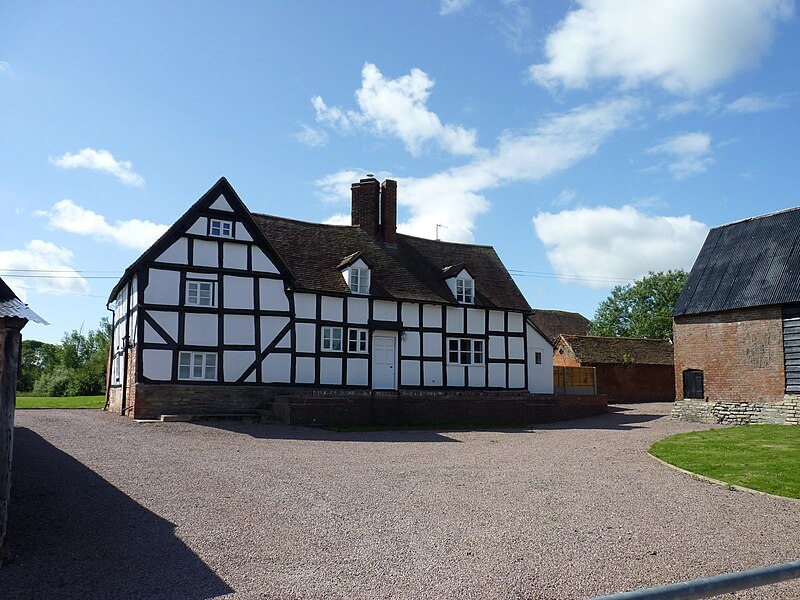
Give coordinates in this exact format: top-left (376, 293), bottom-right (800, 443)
top-left (671, 396), bottom-right (800, 425)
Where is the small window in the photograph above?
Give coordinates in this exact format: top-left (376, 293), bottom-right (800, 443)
top-left (535, 351), bottom-right (542, 365)
top-left (209, 219), bottom-right (233, 238)
top-left (448, 338), bottom-right (484, 365)
top-left (349, 267), bottom-right (370, 295)
top-left (186, 281), bottom-right (215, 306)
top-left (322, 327), bottom-right (343, 352)
top-left (683, 369), bottom-right (704, 399)
top-left (456, 277), bottom-right (474, 304)
top-left (178, 352), bottom-right (217, 381)
top-left (348, 329), bottom-right (368, 353)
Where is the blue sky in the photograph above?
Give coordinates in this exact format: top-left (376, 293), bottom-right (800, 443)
top-left (2, 0), bottom-right (798, 343)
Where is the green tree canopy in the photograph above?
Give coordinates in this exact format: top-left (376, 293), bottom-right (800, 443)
top-left (589, 269), bottom-right (689, 339)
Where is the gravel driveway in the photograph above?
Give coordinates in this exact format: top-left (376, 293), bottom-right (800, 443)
top-left (3, 403), bottom-right (799, 599)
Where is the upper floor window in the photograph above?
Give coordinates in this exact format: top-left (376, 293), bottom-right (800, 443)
top-left (456, 277), bottom-right (474, 304)
top-left (348, 329), bottom-right (368, 353)
top-left (349, 266), bottom-right (370, 295)
top-left (447, 338), bottom-right (484, 365)
top-left (209, 219), bottom-right (233, 238)
top-left (178, 351), bottom-right (217, 381)
top-left (186, 280), bottom-right (215, 306)
top-left (322, 326), bottom-right (343, 352)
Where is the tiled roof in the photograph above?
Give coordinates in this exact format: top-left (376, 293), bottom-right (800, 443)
top-left (558, 335), bottom-right (673, 365)
top-left (251, 214), bottom-right (531, 311)
top-left (674, 206), bottom-right (800, 316)
top-left (528, 310), bottom-right (590, 341)
top-left (0, 277), bottom-right (48, 324)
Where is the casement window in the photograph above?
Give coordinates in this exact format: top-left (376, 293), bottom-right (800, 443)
top-left (186, 280), bottom-right (215, 306)
top-left (348, 328), bottom-right (369, 353)
top-left (322, 326), bottom-right (343, 352)
top-left (178, 351), bottom-right (217, 381)
top-left (349, 266), bottom-right (370, 295)
top-left (535, 351), bottom-right (542, 365)
top-left (209, 219), bottom-right (233, 238)
top-left (455, 277), bottom-right (474, 304)
top-left (447, 338), bottom-right (485, 365)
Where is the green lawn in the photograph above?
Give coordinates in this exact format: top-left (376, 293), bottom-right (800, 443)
top-left (15, 395), bottom-right (105, 409)
top-left (649, 425), bottom-right (800, 499)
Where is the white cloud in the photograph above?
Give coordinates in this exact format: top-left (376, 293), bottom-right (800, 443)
top-left (530, 0), bottom-right (793, 94)
top-left (36, 200), bottom-right (168, 250)
top-left (553, 189), bottom-right (578, 208)
top-left (313, 63), bottom-right (479, 156)
top-left (533, 206), bottom-right (708, 288)
top-left (0, 241), bottom-right (90, 298)
top-left (295, 124), bottom-right (328, 147)
top-left (726, 92), bottom-right (793, 113)
top-left (0, 61), bottom-right (9, 74)
top-left (647, 132), bottom-right (714, 179)
top-left (496, 0), bottom-right (534, 53)
top-left (323, 213), bottom-right (351, 226)
top-left (49, 147), bottom-right (145, 187)
top-left (440, 0), bottom-right (472, 16)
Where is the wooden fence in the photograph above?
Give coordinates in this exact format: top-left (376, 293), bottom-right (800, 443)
top-left (553, 366), bottom-right (596, 396)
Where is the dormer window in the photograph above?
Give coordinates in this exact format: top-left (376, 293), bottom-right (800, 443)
top-left (209, 219), bottom-right (233, 238)
top-left (349, 266), bottom-right (370, 295)
top-left (456, 277), bottom-right (474, 304)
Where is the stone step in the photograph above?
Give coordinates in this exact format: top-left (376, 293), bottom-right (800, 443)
top-left (160, 413), bottom-right (259, 423)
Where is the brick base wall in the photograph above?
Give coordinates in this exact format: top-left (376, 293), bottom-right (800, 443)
top-left (671, 396), bottom-right (800, 425)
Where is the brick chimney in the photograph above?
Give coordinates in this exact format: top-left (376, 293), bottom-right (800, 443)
top-left (380, 179), bottom-right (397, 245)
top-left (351, 177), bottom-right (380, 237)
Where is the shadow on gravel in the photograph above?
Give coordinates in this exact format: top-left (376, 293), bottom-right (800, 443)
top-left (2, 428), bottom-right (233, 600)
top-left (542, 405), bottom-right (665, 431)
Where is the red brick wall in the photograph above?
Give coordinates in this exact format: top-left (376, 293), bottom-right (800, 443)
top-left (590, 363), bottom-right (675, 403)
top-left (673, 306), bottom-right (785, 404)
top-left (106, 347), bottom-right (138, 416)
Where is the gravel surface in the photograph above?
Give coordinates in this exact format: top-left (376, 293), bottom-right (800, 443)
top-left (3, 404), bottom-right (799, 599)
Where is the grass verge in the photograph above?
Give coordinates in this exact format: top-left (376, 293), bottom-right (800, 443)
top-left (15, 395), bottom-right (105, 409)
top-left (649, 425), bottom-right (800, 499)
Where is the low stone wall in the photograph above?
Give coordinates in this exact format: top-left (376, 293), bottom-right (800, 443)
top-left (671, 396), bottom-right (800, 425)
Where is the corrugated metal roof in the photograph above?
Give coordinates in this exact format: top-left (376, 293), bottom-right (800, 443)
top-left (673, 206), bottom-right (800, 316)
top-left (0, 298), bottom-right (48, 324)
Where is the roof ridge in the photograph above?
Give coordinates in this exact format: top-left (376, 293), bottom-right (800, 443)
top-left (251, 212), bottom-right (358, 228)
top-left (564, 334), bottom-right (671, 342)
top-left (712, 204), bottom-right (800, 230)
top-left (397, 232), bottom-right (495, 249)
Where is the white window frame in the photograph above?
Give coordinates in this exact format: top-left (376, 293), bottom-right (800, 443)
top-left (455, 277), bottom-right (474, 304)
top-left (178, 351), bottom-right (217, 381)
top-left (186, 280), bottom-right (215, 306)
top-left (348, 328), bottom-right (369, 353)
top-left (535, 351), bottom-right (542, 365)
top-left (322, 326), bottom-right (343, 352)
top-left (349, 266), bottom-right (370, 295)
top-left (447, 338), bottom-right (484, 365)
top-left (209, 219), bottom-right (233, 238)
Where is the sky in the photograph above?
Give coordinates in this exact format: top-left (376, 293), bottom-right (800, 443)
top-left (1, 0), bottom-right (799, 344)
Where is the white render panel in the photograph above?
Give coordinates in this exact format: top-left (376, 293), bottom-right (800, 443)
top-left (466, 309), bottom-right (485, 334)
top-left (373, 300), bottom-right (397, 321)
top-left (509, 364), bottom-right (525, 388)
top-left (223, 276), bottom-right (254, 310)
top-left (321, 296), bottom-right (344, 321)
top-left (347, 297), bottom-right (369, 324)
top-left (400, 360), bottom-right (421, 386)
top-left (422, 332), bottom-right (442, 357)
top-left (261, 316), bottom-right (290, 350)
top-left (422, 304), bottom-right (442, 328)
top-left (156, 237), bottom-right (188, 264)
top-left (184, 313), bottom-right (218, 346)
top-left (186, 272), bottom-right (218, 281)
top-left (447, 365), bottom-right (465, 387)
top-left (223, 351), bottom-right (255, 382)
top-left (144, 269), bottom-right (180, 305)
top-left (130, 312), bottom-right (138, 344)
top-left (508, 336), bottom-right (525, 360)
top-left (234, 223), bottom-right (253, 242)
top-left (468, 366), bottom-right (486, 387)
top-left (252, 247), bottom-right (279, 273)
top-left (320, 358), bottom-right (342, 385)
top-left (143, 349), bottom-right (172, 381)
top-left (262, 353), bottom-right (291, 383)
top-left (129, 276), bottom-right (138, 307)
top-left (187, 217), bottom-right (207, 236)
top-left (276, 328), bottom-right (291, 349)
top-left (295, 323), bottom-right (316, 353)
top-left (446, 307), bottom-right (464, 333)
top-left (144, 322), bottom-right (165, 344)
top-left (508, 312), bottom-right (524, 333)
top-left (347, 358), bottom-right (369, 386)
top-left (489, 310), bottom-right (505, 332)
top-left (223, 243), bottom-right (248, 270)
top-left (423, 362), bottom-right (443, 386)
top-left (193, 240), bottom-right (218, 268)
top-left (401, 303), bottom-right (419, 327)
top-left (295, 357), bottom-right (315, 384)
top-left (224, 315), bottom-right (255, 345)
top-left (259, 278), bottom-right (290, 311)
top-left (294, 293), bottom-right (317, 319)
top-left (488, 336), bottom-right (506, 359)
top-left (149, 311), bottom-right (179, 343)
top-left (401, 331), bottom-right (421, 357)
top-left (527, 324), bottom-right (554, 394)
top-left (210, 194), bottom-right (234, 211)
top-left (488, 363), bottom-right (506, 388)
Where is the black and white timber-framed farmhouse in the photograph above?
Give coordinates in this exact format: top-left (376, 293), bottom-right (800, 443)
top-left (106, 176), bottom-right (605, 424)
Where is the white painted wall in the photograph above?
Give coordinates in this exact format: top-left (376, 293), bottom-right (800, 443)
top-left (447, 365), bottom-right (464, 386)
top-left (346, 358), bottom-right (369, 385)
top-left (261, 316), bottom-right (290, 350)
top-left (488, 310), bottom-right (504, 332)
top-left (210, 195), bottom-right (234, 211)
top-left (320, 358), bottom-right (342, 385)
top-left (295, 356), bottom-right (315, 383)
top-left (294, 293), bottom-right (316, 319)
top-left (193, 240), bottom-right (218, 267)
top-left (488, 363), bottom-right (506, 388)
top-left (422, 332), bottom-right (442, 357)
top-left (223, 276), bottom-right (254, 309)
top-left (400, 360), bottom-right (420, 386)
top-left (145, 269), bottom-right (180, 305)
top-left (223, 243), bottom-right (248, 270)
top-left (347, 297), bottom-right (369, 324)
top-left (423, 362), bottom-right (443, 386)
top-left (149, 311), bottom-right (179, 342)
top-left (466, 309), bottom-right (485, 334)
top-left (156, 237), bottom-right (188, 264)
top-left (224, 315), bottom-right (255, 345)
top-left (185, 313), bottom-right (218, 346)
top-left (446, 307), bottom-right (464, 333)
top-left (508, 312), bottom-right (524, 333)
top-left (224, 351), bottom-right (255, 382)
top-left (187, 217), bottom-right (207, 235)
top-left (401, 302), bottom-right (419, 327)
top-left (143, 349), bottom-right (172, 381)
top-left (401, 331), bottom-right (421, 356)
top-left (373, 300), bottom-right (396, 321)
top-left (422, 304), bottom-right (442, 328)
top-left (508, 337), bottom-right (525, 360)
top-left (295, 323), bottom-right (316, 353)
top-left (527, 323), bottom-right (554, 394)
top-left (262, 353), bottom-right (291, 383)
top-left (259, 278), bottom-right (290, 311)
top-left (321, 296), bottom-right (343, 321)
top-left (508, 363), bottom-right (525, 388)
top-left (252, 247), bottom-right (279, 273)
top-left (488, 336), bottom-right (505, 359)
top-left (468, 366), bottom-right (486, 387)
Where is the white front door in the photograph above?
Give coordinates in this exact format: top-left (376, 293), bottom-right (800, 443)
top-left (372, 335), bottom-right (397, 390)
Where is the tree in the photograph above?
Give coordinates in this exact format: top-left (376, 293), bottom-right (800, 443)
top-left (589, 270), bottom-right (688, 339)
top-left (17, 340), bottom-right (61, 392)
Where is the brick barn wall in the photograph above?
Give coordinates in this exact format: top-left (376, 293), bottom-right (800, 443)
top-left (590, 363), bottom-right (675, 403)
top-left (553, 351), bottom-right (580, 367)
top-left (673, 306), bottom-right (785, 404)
